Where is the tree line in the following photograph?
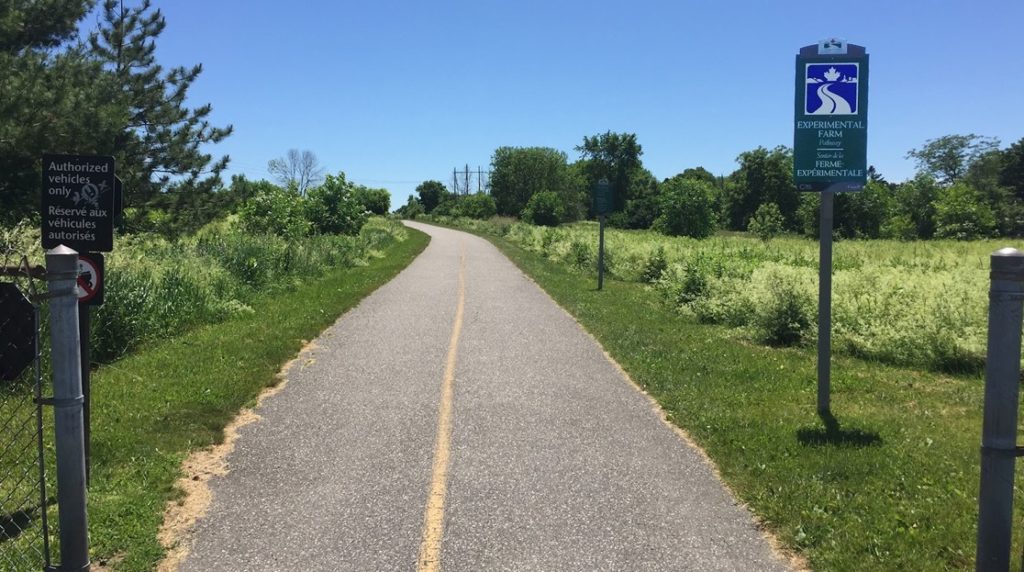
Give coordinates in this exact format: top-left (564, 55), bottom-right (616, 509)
top-left (2, 1), bottom-right (392, 240)
top-left (401, 132), bottom-right (1024, 241)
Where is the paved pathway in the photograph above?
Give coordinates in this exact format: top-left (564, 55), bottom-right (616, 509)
top-left (180, 222), bottom-right (791, 571)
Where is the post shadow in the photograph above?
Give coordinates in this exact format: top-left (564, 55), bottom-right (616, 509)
top-left (796, 410), bottom-right (882, 447)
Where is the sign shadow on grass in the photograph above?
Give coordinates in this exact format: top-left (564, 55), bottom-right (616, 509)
top-left (796, 411), bottom-right (882, 448)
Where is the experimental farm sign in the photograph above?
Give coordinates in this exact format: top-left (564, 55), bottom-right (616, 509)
top-left (793, 39), bottom-right (869, 191)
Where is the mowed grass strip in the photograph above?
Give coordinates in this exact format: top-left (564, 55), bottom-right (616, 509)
top-left (446, 222), bottom-right (1015, 571)
top-left (85, 228), bottom-right (428, 571)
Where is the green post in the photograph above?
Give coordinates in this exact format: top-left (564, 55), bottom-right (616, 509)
top-left (598, 215), bottom-right (605, 291)
top-left (593, 179), bottom-right (611, 291)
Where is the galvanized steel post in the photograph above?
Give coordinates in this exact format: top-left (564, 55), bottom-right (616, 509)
top-left (45, 245), bottom-right (90, 572)
top-left (976, 247), bottom-right (1024, 571)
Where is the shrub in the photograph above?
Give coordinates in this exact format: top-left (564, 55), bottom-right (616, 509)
top-left (459, 193), bottom-right (498, 219)
top-left (934, 182), bottom-right (997, 239)
top-left (396, 196), bottom-right (424, 219)
top-left (747, 202), bottom-right (785, 241)
top-left (678, 263), bottom-right (709, 304)
top-left (238, 185), bottom-right (309, 239)
top-left (568, 239), bottom-right (592, 270)
top-left (880, 213), bottom-right (917, 240)
top-left (640, 246), bottom-right (668, 283)
top-left (432, 197), bottom-right (459, 217)
top-left (751, 265), bottom-right (815, 346)
top-left (306, 174), bottom-right (369, 236)
top-left (352, 186), bottom-right (390, 215)
top-left (522, 191), bottom-right (565, 226)
top-left (654, 177), bottom-right (717, 238)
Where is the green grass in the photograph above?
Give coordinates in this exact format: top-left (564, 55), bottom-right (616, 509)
top-left (426, 218), bottom-right (1023, 571)
top-left (73, 228), bottom-right (427, 570)
top-left (424, 215), bottom-right (1023, 374)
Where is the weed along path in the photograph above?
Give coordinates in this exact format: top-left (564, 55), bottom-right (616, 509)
top-left (178, 222), bottom-right (791, 572)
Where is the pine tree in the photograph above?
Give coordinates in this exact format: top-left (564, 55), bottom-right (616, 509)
top-left (0, 0), bottom-right (117, 225)
top-left (89, 0), bottom-right (232, 210)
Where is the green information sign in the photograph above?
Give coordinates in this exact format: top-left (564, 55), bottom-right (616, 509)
top-left (593, 179), bottom-right (612, 215)
top-left (793, 40), bottom-right (869, 192)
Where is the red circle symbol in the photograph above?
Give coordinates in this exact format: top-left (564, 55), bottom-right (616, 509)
top-left (77, 257), bottom-right (101, 303)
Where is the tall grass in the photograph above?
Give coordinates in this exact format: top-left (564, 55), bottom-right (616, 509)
top-left (423, 215), bottom-right (1017, 373)
top-left (1, 217), bottom-right (408, 363)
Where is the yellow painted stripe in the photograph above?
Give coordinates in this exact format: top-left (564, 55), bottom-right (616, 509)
top-left (418, 246), bottom-right (466, 572)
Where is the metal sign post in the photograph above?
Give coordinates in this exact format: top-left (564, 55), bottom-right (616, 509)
top-left (76, 252), bottom-right (103, 486)
top-left (43, 152), bottom-right (114, 489)
top-left (976, 248), bottom-right (1024, 570)
top-left (45, 245), bottom-right (90, 572)
top-left (794, 39), bottom-right (869, 414)
top-left (593, 179), bottom-right (611, 291)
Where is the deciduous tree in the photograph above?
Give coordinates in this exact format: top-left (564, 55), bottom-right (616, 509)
top-left (267, 149), bottom-right (324, 196)
top-left (654, 177), bottom-right (717, 238)
top-left (490, 147), bottom-right (571, 217)
top-left (906, 134), bottom-right (999, 186)
top-left (575, 131), bottom-right (643, 214)
top-left (722, 146), bottom-right (797, 230)
top-left (415, 180), bottom-right (449, 214)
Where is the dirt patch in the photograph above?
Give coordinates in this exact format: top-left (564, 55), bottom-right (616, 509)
top-left (154, 340), bottom-right (318, 572)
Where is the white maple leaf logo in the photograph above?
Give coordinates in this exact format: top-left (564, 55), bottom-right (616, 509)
top-left (824, 67), bottom-right (841, 82)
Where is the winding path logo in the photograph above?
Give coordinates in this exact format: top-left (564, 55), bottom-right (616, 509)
top-left (805, 63), bottom-right (859, 115)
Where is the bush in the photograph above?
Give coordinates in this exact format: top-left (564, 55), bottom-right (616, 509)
top-left (522, 191), bottom-right (565, 226)
top-left (396, 196), bottom-right (424, 219)
top-left (459, 193), bottom-right (498, 219)
top-left (751, 265), bottom-right (814, 346)
top-left (654, 177), bottom-right (717, 238)
top-left (747, 202), bottom-right (785, 241)
top-left (677, 263), bottom-right (709, 304)
top-left (432, 197), bottom-right (459, 217)
top-left (352, 186), bottom-right (391, 215)
top-left (934, 182), bottom-right (997, 239)
top-left (640, 246), bottom-right (668, 283)
top-left (238, 185), bottom-right (309, 239)
top-left (306, 174), bottom-right (369, 235)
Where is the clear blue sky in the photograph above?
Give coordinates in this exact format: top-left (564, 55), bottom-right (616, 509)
top-left (82, 1), bottom-right (1024, 208)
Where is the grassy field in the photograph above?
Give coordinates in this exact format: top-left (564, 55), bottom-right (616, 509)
top-left (421, 215), bottom-right (1024, 571)
top-left (0, 226), bottom-right (429, 571)
top-left (428, 215), bottom-right (1023, 374)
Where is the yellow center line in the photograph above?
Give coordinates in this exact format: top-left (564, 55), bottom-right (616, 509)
top-left (418, 245), bottom-right (466, 572)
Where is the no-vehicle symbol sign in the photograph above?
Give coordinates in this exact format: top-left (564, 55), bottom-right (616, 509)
top-left (77, 253), bottom-right (104, 306)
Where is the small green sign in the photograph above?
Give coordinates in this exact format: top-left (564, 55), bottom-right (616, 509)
top-left (593, 179), bottom-right (612, 215)
top-left (793, 41), bottom-right (869, 192)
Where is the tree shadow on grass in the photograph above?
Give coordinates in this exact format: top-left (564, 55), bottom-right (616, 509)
top-left (796, 411), bottom-right (883, 448)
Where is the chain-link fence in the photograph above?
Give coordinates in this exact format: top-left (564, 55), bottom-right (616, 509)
top-left (1, 252), bottom-right (52, 572)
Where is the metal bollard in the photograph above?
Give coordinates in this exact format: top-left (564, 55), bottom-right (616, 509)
top-left (45, 245), bottom-right (90, 572)
top-left (976, 247), bottom-right (1024, 571)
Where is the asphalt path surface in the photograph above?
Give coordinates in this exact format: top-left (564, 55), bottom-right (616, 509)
top-left (180, 222), bottom-right (791, 571)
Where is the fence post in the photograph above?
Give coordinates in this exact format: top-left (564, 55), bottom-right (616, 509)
top-left (976, 247), bottom-right (1024, 571)
top-left (45, 245), bottom-right (90, 572)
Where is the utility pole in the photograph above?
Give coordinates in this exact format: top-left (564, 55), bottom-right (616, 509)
top-left (463, 164), bottom-right (470, 197)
